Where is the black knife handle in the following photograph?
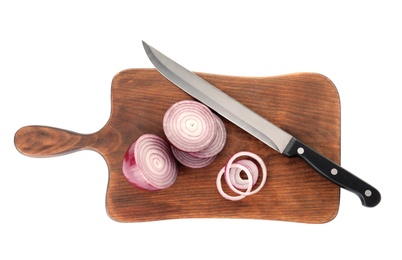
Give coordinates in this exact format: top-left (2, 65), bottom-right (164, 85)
top-left (283, 137), bottom-right (381, 207)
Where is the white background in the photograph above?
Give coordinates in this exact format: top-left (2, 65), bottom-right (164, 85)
top-left (1, 1), bottom-right (400, 259)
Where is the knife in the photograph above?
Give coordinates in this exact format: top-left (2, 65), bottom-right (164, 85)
top-left (142, 41), bottom-right (381, 207)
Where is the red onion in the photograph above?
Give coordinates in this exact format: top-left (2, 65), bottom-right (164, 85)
top-left (216, 151), bottom-right (267, 200)
top-left (163, 100), bottom-right (218, 153)
top-left (163, 100), bottom-right (227, 169)
top-left (190, 114), bottom-right (226, 158)
top-left (171, 145), bottom-right (216, 168)
top-left (122, 134), bottom-right (178, 191)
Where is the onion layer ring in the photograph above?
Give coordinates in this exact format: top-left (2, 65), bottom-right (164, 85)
top-left (217, 151), bottom-right (267, 200)
top-left (228, 159), bottom-right (259, 190)
top-left (224, 151), bottom-right (267, 196)
top-left (216, 163), bottom-right (253, 201)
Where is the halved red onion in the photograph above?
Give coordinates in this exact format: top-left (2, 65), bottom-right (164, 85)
top-left (216, 151), bottom-right (267, 200)
top-left (171, 145), bottom-right (216, 168)
top-left (163, 100), bottom-right (217, 153)
top-left (122, 134), bottom-right (178, 191)
top-left (190, 114), bottom-right (226, 158)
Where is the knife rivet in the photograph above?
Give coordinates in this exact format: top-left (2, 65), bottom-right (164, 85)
top-left (365, 190), bottom-right (372, 197)
top-left (297, 147), bottom-right (304, 154)
top-left (331, 168), bottom-right (338, 175)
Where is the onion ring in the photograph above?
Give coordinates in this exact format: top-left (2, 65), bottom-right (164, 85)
top-left (224, 151), bottom-right (267, 196)
top-left (216, 163), bottom-right (253, 201)
top-left (216, 151), bottom-right (267, 200)
top-left (228, 159), bottom-right (259, 190)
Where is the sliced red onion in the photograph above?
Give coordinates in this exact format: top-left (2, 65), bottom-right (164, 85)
top-left (216, 151), bottom-right (267, 200)
top-left (190, 114), bottom-right (226, 158)
top-left (171, 145), bottom-right (216, 168)
top-left (163, 100), bottom-right (217, 153)
top-left (122, 134), bottom-right (178, 191)
top-left (216, 163), bottom-right (253, 201)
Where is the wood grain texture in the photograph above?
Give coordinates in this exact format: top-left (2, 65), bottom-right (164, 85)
top-left (14, 69), bottom-right (341, 224)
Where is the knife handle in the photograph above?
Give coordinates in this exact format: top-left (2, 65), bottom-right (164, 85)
top-left (283, 137), bottom-right (381, 207)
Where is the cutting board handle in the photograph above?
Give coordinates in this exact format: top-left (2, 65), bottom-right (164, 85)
top-left (14, 125), bottom-right (98, 157)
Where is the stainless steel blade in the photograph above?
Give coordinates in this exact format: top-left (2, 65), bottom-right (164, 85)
top-left (143, 41), bottom-right (293, 153)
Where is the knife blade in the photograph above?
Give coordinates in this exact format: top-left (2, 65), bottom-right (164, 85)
top-left (142, 41), bottom-right (381, 207)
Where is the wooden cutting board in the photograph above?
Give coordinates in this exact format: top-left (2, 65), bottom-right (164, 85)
top-left (14, 69), bottom-right (341, 224)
